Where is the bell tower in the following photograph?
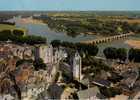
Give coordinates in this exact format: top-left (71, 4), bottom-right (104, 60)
top-left (73, 52), bottom-right (82, 81)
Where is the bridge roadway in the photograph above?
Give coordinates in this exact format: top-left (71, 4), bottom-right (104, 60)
top-left (81, 32), bottom-right (135, 45)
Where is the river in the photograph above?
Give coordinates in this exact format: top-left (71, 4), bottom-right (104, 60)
top-left (8, 16), bottom-right (140, 57)
top-left (8, 16), bottom-right (98, 43)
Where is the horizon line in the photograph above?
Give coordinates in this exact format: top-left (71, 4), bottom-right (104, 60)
top-left (0, 10), bottom-right (140, 12)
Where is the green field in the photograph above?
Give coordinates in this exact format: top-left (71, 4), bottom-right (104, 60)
top-left (0, 24), bottom-right (16, 31)
top-left (0, 24), bottom-right (27, 34)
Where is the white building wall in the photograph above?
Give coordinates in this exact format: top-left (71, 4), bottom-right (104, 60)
top-left (39, 45), bottom-right (53, 64)
top-left (53, 48), bottom-right (68, 64)
top-left (73, 52), bottom-right (82, 81)
top-left (46, 45), bottom-right (53, 64)
top-left (39, 45), bottom-right (47, 63)
top-left (54, 49), bottom-right (60, 64)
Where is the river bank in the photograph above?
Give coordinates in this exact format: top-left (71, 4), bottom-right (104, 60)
top-left (125, 40), bottom-right (140, 49)
top-left (17, 17), bottom-right (46, 25)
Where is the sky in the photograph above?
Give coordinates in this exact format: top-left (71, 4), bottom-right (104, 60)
top-left (0, 0), bottom-right (140, 11)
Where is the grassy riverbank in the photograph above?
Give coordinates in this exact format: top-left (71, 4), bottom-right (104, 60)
top-left (0, 24), bottom-right (26, 32)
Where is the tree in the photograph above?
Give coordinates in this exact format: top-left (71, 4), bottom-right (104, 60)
top-left (16, 59), bottom-right (33, 67)
top-left (100, 87), bottom-right (121, 98)
top-left (51, 40), bottom-right (98, 57)
top-left (66, 27), bottom-right (79, 37)
top-left (117, 48), bottom-right (127, 63)
top-left (0, 30), bottom-right (13, 41)
top-left (128, 48), bottom-right (135, 62)
top-left (87, 44), bottom-right (98, 56)
top-left (13, 29), bottom-right (25, 37)
top-left (33, 58), bottom-right (47, 70)
top-left (128, 48), bottom-right (140, 62)
top-left (103, 47), bottom-right (117, 59)
top-left (0, 30), bottom-right (46, 45)
top-left (51, 40), bottom-right (61, 47)
top-left (117, 26), bottom-right (123, 34)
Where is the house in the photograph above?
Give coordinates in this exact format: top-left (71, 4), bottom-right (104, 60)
top-left (120, 68), bottom-right (139, 89)
top-left (6, 58), bottom-right (17, 72)
top-left (0, 77), bottom-right (14, 94)
top-left (20, 70), bottom-right (49, 99)
top-left (0, 57), bottom-right (17, 73)
top-left (12, 45), bottom-right (33, 60)
top-left (77, 86), bottom-right (101, 100)
top-left (21, 83), bottom-right (47, 100)
top-left (47, 83), bottom-right (64, 99)
top-left (117, 68), bottom-right (139, 95)
top-left (0, 44), bottom-right (12, 60)
top-left (14, 62), bottom-right (33, 84)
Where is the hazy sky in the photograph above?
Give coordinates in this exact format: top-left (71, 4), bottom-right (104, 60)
top-left (0, 0), bottom-right (140, 11)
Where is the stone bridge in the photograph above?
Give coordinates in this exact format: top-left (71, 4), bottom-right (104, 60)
top-left (81, 32), bottom-right (135, 45)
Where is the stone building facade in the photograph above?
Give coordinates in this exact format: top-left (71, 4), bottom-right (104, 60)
top-left (35, 45), bottom-right (53, 64)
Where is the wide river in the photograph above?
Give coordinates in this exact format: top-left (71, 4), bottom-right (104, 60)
top-left (8, 17), bottom-right (140, 56)
top-left (8, 16), bottom-right (98, 43)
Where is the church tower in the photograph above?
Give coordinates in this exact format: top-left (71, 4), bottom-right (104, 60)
top-left (73, 52), bottom-right (82, 81)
